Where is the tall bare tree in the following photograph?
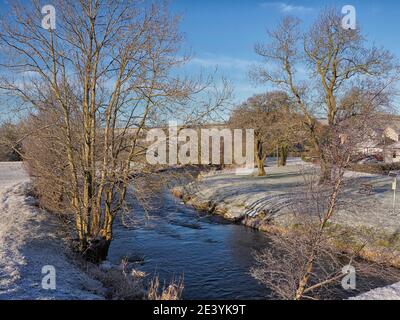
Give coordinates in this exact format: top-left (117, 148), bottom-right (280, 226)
top-left (251, 8), bottom-right (396, 184)
top-left (0, 0), bottom-right (230, 261)
top-left (250, 85), bottom-right (397, 300)
top-left (249, 7), bottom-right (399, 299)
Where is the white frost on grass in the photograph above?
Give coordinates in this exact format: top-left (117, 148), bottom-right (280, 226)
top-left (0, 162), bottom-right (104, 300)
top-left (188, 158), bottom-right (317, 221)
top-left (350, 282), bottom-right (400, 300)
top-left (186, 158), bottom-right (400, 232)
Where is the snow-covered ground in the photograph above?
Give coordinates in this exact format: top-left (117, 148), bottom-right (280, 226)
top-left (2, 161), bottom-right (400, 300)
top-left (350, 282), bottom-right (400, 300)
top-left (188, 158), bottom-right (400, 232)
top-left (0, 162), bottom-right (104, 300)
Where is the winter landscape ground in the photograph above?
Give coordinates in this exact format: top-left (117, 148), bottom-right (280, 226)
top-left (0, 162), bottom-right (104, 300)
top-left (177, 159), bottom-right (400, 234)
top-left (1, 161), bottom-right (400, 300)
top-left (173, 158), bottom-right (400, 300)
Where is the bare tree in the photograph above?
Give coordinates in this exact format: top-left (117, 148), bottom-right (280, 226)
top-left (0, 0), bottom-right (231, 261)
top-left (250, 84), bottom-right (398, 300)
top-left (251, 8), bottom-right (397, 184)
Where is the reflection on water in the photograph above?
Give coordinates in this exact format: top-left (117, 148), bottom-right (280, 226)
top-left (108, 192), bottom-right (269, 300)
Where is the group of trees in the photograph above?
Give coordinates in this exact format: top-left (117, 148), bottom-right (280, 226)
top-left (229, 91), bottom-right (305, 176)
top-left (232, 9), bottom-right (396, 182)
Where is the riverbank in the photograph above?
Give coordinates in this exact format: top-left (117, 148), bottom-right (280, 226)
top-left (2, 161), bottom-right (399, 299)
top-left (0, 162), bottom-right (105, 300)
top-left (172, 159), bottom-right (400, 269)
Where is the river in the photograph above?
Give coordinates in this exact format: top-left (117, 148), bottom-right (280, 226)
top-left (108, 190), bottom-right (270, 300)
top-left (108, 189), bottom-right (398, 300)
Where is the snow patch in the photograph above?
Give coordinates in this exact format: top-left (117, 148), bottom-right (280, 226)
top-left (0, 162), bottom-right (104, 300)
top-left (350, 282), bottom-right (400, 300)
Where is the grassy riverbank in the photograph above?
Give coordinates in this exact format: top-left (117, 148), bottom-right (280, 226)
top-left (172, 160), bottom-right (400, 268)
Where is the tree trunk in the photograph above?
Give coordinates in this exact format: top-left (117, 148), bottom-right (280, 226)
top-left (319, 159), bottom-right (332, 185)
top-left (82, 237), bottom-right (111, 263)
top-left (279, 145), bottom-right (288, 167)
top-left (309, 131), bottom-right (332, 185)
top-left (294, 254), bottom-right (315, 300)
top-left (255, 137), bottom-right (267, 176)
top-left (81, 198), bottom-right (114, 263)
top-left (256, 156), bottom-right (267, 176)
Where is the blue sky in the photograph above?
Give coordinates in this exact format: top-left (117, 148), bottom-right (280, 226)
top-left (1, 0), bottom-right (400, 106)
top-left (170, 0), bottom-right (400, 103)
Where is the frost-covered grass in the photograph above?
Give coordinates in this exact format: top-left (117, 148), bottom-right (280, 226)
top-left (182, 158), bottom-right (400, 233)
top-left (175, 158), bottom-right (400, 300)
top-left (0, 162), bottom-right (104, 300)
top-left (350, 282), bottom-right (400, 300)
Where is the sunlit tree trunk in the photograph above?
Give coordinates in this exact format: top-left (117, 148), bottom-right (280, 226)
top-left (278, 145), bottom-right (288, 167)
top-left (255, 135), bottom-right (267, 176)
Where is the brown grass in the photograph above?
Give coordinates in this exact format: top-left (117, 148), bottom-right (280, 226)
top-left (88, 263), bottom-right (146, 300)
top-left (148, 276), bottom-right (184, 301)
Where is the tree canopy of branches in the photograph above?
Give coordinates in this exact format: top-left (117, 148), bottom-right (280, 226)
top-left (251, 8), bottom-right (397, 183)
top-left (229, 91), bottom-right (304, 176)
top-left (0, 0), bottom-right (231, 261)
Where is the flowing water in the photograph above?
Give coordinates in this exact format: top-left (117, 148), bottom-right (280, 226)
top-left (108, 191), bottom-right (270, 300)
top-left (108, 190), bottom-right (398, 300)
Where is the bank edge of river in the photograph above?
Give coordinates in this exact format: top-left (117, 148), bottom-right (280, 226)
top-left (172, 184), bottom-right (400, 300)
top-left (0, 181), bottom-right (106, 300)
top-left (171, 183), bottom-right (400, 270)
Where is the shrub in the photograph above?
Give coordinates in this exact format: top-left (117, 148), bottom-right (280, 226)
top-left (0, 122), bottom-right (22, 161)
top-left (88, 260), bottom-right (146, 300)
top-left (148, 276), bottom-right (184, 301)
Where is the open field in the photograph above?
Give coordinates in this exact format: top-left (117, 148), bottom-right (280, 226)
top-left (175, 159), bottom-right (400, 229)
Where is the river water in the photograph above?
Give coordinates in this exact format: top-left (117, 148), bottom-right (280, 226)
top-left (108, 191), bottom-right (270, 300)
top-left (108, 189), bottom-right (398, 300)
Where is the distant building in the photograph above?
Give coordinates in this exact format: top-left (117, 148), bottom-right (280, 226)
top-left (383, 142), bottom-right (400, 163)
top-left (356, 115), bottom-right (400, 163)
top-left (318, 114), bottom-right (400, 164)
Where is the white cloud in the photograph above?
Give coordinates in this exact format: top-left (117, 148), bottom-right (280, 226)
top-left (261, 2), bottom-right (314, 13)
top-left (189, 54), bottom-right (259, 71)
